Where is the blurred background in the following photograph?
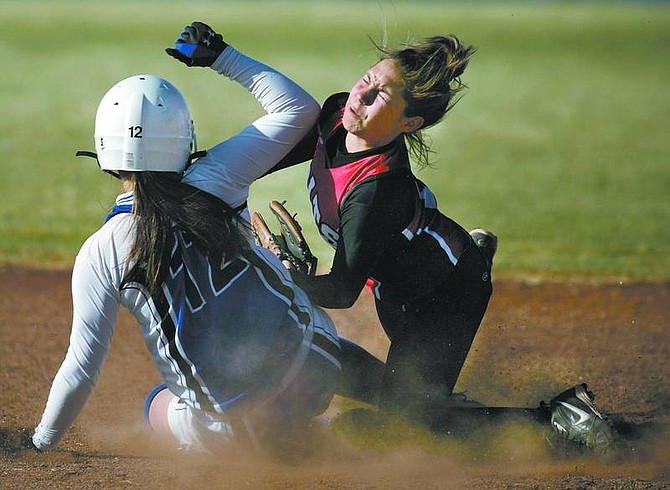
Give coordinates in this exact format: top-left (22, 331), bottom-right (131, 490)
top-left (1, 1), bottom-right (668, 281)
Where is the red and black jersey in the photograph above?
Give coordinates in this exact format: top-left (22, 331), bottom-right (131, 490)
top-left (307, 93), bottom-right (411, 248)
top-left (271, 93), bottom-right (472, 308)
top-left (267, 93), bottom-right (492, 417)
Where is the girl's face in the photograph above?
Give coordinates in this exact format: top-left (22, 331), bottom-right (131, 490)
top-left (343, 59), bottom-right (422, 151)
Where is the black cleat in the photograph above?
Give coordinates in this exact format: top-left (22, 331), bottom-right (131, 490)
top-left (548, 383), bottom-right (614, 453)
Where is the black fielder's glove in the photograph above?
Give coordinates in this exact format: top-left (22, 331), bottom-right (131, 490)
top-left (251, 201), bottom-right (318, 276)
top-left (166, 21), bottom-right (229, 67)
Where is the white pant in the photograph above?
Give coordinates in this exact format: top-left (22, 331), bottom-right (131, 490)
top-left (147, 386), bottom-right (240, 453)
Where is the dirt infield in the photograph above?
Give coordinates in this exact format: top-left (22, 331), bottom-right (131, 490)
top-left (1, 267), bottom-right (668, 489)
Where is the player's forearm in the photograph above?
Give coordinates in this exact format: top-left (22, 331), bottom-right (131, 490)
top-left (293, 270), bottom-right (362, 309)
top-left (211, 46), bottom-right (319, 121)
top-left (32, 369), bottom-right (96, 450)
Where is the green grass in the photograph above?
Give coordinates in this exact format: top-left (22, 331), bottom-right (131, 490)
top-left (1, 1), bottom-right (668, 280)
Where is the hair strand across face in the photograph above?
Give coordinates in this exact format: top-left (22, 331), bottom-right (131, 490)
top-left (374, 35), bottom-right (476, 167)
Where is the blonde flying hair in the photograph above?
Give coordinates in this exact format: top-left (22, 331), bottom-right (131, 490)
top-left (376, 35), bottom-right (476, 167)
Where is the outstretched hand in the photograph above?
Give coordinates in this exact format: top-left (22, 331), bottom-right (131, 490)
top-left (166, 21), bottom-right (229, 67)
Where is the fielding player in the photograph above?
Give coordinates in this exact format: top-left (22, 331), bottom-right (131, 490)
top-left (255, 33), bottom-right (615, 454)
top-left (261, 34), bottom-right (496, 427)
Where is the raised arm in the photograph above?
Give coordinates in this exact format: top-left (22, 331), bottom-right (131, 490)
top-left (169, 22), bottom-right (320, 210)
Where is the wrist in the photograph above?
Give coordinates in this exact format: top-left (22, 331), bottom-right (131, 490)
top-left (209, 44), bottom-right (238, 74)
top-left (32, 425), bottom-right (60, 451)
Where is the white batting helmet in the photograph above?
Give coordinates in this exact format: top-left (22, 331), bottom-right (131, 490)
top-left (94, 74), bottom-right (196, 173)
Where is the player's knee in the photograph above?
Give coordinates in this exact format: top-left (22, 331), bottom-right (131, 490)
top-left (143, 383), bottom-right (176, 436)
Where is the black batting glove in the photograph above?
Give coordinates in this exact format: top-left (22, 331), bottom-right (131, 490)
top-left (166, 21), bottom-right (229, 67)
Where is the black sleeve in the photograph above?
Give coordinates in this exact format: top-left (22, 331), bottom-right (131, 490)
top-left (292, 175), bottom-right (414, 308)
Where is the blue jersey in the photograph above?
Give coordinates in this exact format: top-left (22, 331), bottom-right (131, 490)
top-left (123, 216), bottom-right (333, 414)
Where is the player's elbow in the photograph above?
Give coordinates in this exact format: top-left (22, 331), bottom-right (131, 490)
top-left (300, 96), bottom-right (321, 129)
top-left (323, 284), bottom-right (361, 309)
top-left (341, 289), bottom-right (361, 308)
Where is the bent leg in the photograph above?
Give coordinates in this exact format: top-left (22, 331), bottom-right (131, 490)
top-left (335, 337), bottom-right (385, 406)
top-left (144, 383), bottom-right (236, 453)
top-left (376, 297), bottom-right (486, 426)
top-left (376, 242), bottom-right (493, 426)
top-left (144, 383), bottom-right (176, 437)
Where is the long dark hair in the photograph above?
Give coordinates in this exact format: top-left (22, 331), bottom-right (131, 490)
top-left (121, 171), bottom-right (250, 296)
